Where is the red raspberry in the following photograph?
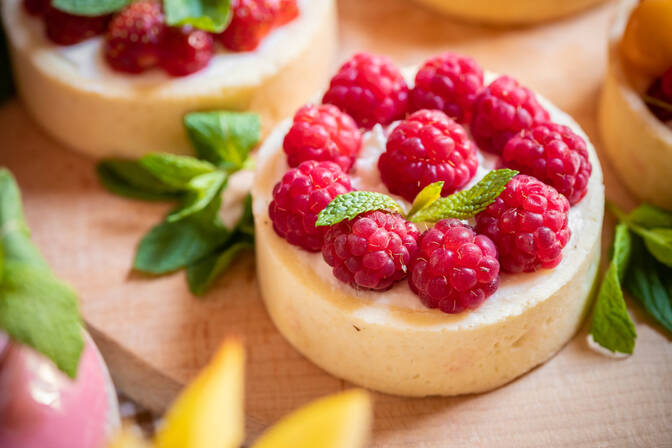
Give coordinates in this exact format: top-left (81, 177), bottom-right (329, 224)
top-left (475, 175), bottom-right (571, 273)
top-left (471, 75), bottom-right (550, 154)
top-left (502, 123), bottom-right (592, 205)
top-left (269, 161), bottom-right (352, 251)
top-left (283, 104), bottom-right (362, 172)
top-left (44, 7), bottom-right (110, 46)
top-left (217, 0), bottom-right (287, 52)
top-left (23, 0), bottom-right (50, 16)
top-left (410, 53), bottom-right (484, 124)
top-left (322, 211), bottom-right (420, 290)
top-left (645, 67), bottom-right (672, 122)
top-left (275, 0), bottom-right (299, 26)
top-left (409, 219), bottom-right (500, 314)
top-left (104, 0), bottom-right (165, 74)
top-left (159, 26), bottom-right (214, 77)
top-left (378, 109), bottom-right (478, 202)
top-left (322, 53), bottom-right (409, 129)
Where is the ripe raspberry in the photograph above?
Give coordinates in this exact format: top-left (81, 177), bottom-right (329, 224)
top-left (645, 67), bottom-right (672, 122)
top-left (378, 109), bottom-right (478, 202)
top-left (275, 0), bottom-right (299, 26)
top-left (23, 0), bottom-right (50, 16)
top-left (409, 53), bottom-right (484, 124)
top-left (471, 75), bottom-right (550, 154)
top-left (283, 104), bottom-right (362, 172)
top-left (409, 219), bottom-right (500, 314)
top-left (217, 0), bottom-right (288, 52)
top-left (502, 123), bottom-right (592, 205)
top-left (322, 53), bottom-right (409, 129)
top-left (44, 7), bottom-right (110, 46)
top-left (159, 26), bottom-right (214, 77)
top-left (322, 211), bottom-right (420, 290)
top-left (475, 175), bottom-right (571, 273)
top-left (269, 161), bottom-right (352, 251)
top-left (104, 0), bottom-right (165, 74)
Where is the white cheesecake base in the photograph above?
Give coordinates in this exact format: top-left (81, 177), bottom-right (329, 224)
top-left (252, 75), bottom-right (605, 397)
top-left (2, 0), bottom-right (337, 158)
top-left (598, 0), bottom-right (672, 210)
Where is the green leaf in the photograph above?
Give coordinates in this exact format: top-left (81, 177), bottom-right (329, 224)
top-left (407, 181), bottom-right (444, 218)
top-left (634, 227), bottom-right (672, 268)
top-left (315, 192), bottom-right (404, 227)
top-left (139, 153), bottom-right (216, 190)
top-left (164, 0), bottom-right (232, 32)
top-left (628, 204), bottom-right (672, 229)
top-left (625, 236), bottom-right (672, 335)
top-left (0, 263), bottom-right (84, 378)
top-left (167, 171), bottom-right (227, 222)
top-left (97, 160), bottom-right (182, 201)
top-left (408, 169), bottom-right (518, 223)
top-left (52, 0), bottom-right (130, 16)
top-left (184, 111), bottom-right (260, 170)
top-left (186, 239), bottom-right (253, 295)
top-left (589, 224), bottom-right (637, 355)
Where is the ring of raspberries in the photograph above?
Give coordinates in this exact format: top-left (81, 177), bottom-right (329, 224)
top-left (23, 0), bottom-right (299, 77)
top-left (271, 52), bottom-right (592, 314)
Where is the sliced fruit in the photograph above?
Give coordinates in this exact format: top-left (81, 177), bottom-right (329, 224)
top-left (620, 0), bottom-right (672, 76)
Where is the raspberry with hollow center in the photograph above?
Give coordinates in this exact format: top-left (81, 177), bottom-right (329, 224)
top-left (378, 109), bottom-right (478, 202)
top-left (322, 53), bottom-right (409, 129)
top-left (409, 219), bottom-right (500, 314)
top-left (322, 211), bottom-right (420, 290)
top-left (44, 7), bottom-right (110, 46)
top-left (104, 0), bottom-right (165, 74)
top-left (269, 160), bottom-right (352, 252)
top-left (502, 123), bottom-right (592, 205)
top-left (159, 26), bottom-right (214, 77)
top-left (470, 75), bottom-right (550, 154)
top-left (283, 104), bottom-right (362, 172)
top-left (475, 175), bottom-right (571, 273)
top-left (410, 52), bottom-right (484, 124)
top-left (218, 0), bottom-right (297, 52)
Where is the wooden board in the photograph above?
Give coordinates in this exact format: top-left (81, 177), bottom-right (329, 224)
top-left (1, 0), bottom-right (671, 445)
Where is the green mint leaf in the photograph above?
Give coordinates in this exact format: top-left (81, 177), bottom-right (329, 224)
top-left (52, 0), bottom-right (130, 16)
top-left (589, 224), bottom-right (637, 355)
top-left (407, 181), bottom-right (444, 218)
top-left (167, 171), bottom-right (227, 222)
top-left (97, 160), bottom-right (182, 201)
top-left (625, 235), bottom-right (672, 335)
top-left (139, 153), bottom-right (216, 190)
top-left (164, 0), bottom-right (232, 32)
top-left (187, 238), bottom-right (253, 295)
top-left (635, 227), bottom-right (672, 268)
top-left (315, 192), bottom-right (404, 227)
top-left (628, 204), bottom-right (672, 229)
top-left (408, 169), bottom-right (518, 223)
top-left (184, 111), bottom-right (260, 170)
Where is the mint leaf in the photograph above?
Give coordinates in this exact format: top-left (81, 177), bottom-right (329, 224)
top-left (184, 111), bottom-right (260, 170)
top-left (315, 192), bottom-right (404, 227)
top-left (164, 0), bottom-right (232, 32)
top-left (139, 153), bottom-right (216, 189)
top-left (635, 228), bottom-right (672, 268)
top-left (629, 204), bottom-right (672, 229)
top-left (589, 224), bottom-right (637, 355)
top-left (167, 171), bottom-right (227, 222)
top-left (407, 181), bottom-right (444, 217)
top-left (408, 169), bottom-right (518, 223)
top-left (52, 0), bottom-right (130, 16)
top-left (187, 239), bottom-right (253, 295)
top-left (97, 160), bottom-right (182, 201)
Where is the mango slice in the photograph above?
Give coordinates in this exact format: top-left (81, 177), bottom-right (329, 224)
top-left (621, 0), bottom-right (672, 76)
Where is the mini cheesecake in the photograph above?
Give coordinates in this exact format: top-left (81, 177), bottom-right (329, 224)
top-left (599, 0), bottom-right (672, 210)
top-left (411, 0), bottom-right (605, 25)
top-left (2, 0), bottom-right (337, 158)
top-left (252, 70), bottom-right (604, 397)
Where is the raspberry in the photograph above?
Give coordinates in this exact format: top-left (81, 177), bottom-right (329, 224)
top-left (409, 219), bottom-right (500, 313)
top-left (645, 67), bottom-right (672, 122)
top-left (502, 123), bottom-right (592, 205)
top-left (283, 104), bottom-right (362, 172)
top-left (475, 175), bottom-right (571, 273)
top-left (322, 53), bottom-right (409, 129)
top-left (378, 109), bottom-right (478, 202)
top-left (470, 75), bottom-right (550, 154)
top-left (409, 53), bottom-right (484, 124)
top-left (218, 0), bottom-right (290, 52)
top-left (275, 0), bottom-right (299, 26)
top-left (322, 211), bottom-right (420, 290)
top-left (23, 0), bottom-right (50, 16)
top-left (44, 7), bottom-right (110, 46)
top-left (104, 0), bottom-right (165, 74)
top-left (159, 26), bottom-right (214, 77)
top-left (269, 161), bottom-right (352, 251)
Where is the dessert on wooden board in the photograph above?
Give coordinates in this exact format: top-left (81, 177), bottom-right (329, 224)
top-left (2, 0), bottom-right (336, 157)
top-left (599, 0), bottom-right (672, 209)
top-left (253, 52), bottom-right (605, 396)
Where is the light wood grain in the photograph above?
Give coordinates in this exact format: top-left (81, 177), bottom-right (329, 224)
top-left (1, 0), bottom-right (671, 445)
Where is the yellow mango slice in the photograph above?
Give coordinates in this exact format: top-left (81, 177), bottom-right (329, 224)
top-left (251, 390), bottom-right (371, 448)
top-left (107, 425), bottom-right (152, 448)
top-left (154, 340), bottom-right (245, 448)
top-left (621, 0), bottom-right (672, 75)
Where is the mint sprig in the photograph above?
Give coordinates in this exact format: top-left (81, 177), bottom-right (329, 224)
top-left (97, 110), bottom-right (259, 295)
top-left (315, 192), bottom-right (404, 227)
top-left (52, 0), bottom-right (131, 16)
top-left (164, 0), bottom-right (232, 34)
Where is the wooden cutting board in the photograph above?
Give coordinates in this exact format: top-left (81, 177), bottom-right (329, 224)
top-left (1, 0), bottom-right (671, 445)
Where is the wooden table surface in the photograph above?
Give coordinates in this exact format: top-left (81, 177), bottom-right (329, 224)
top-left (1, 0), bottom-right (671, 446)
